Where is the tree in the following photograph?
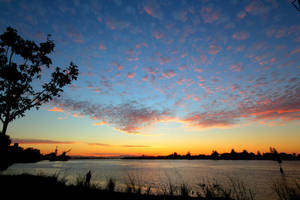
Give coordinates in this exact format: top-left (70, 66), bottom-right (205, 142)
top-left (0, 27), bottom-right (79, 136)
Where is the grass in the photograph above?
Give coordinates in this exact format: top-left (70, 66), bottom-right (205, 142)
top-left (0, 173), bottom-right (254, 199)
top-left (272, 178), bottom-right (300, 200)
top-left (196, 178), bottom-right (254, 200)
top-left (1, 172), bottom-right (298, 200)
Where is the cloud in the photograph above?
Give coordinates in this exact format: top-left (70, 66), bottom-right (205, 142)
top-left (87, 142), bottom-right (112, 147)
top-left (232, 31), bottom-right (250, 40)
top-left (67, 31), bottom-right (84, 43)
top-left (290, 47), bottom-right (300, 55)
top-left (105, 17), bottom-right (129, 30)
top-left (93, 121), bottom-right (107, 126)
top-left (201, 6), bottom-right (219, 24)
top-left (245, 1), bottom-right (270, 15)
top-left (159, 56), bottom-right (171, 65)
top-left (183, 111), bottom-right (237, 128)
top-left (120, 145), bottom-right (150, 148)
top-left (51, 98), bottom-right (172, 134)
top-left (182, 89), bottom-right (300, 129)
top-left (162, 70), bottom-right (176, 79)
top-left (12, 138), bottom-right (76, 144)
top-left (87, 143), bottom-right (150, 148)
top-left (99, 42), bottom-right (107, 50)
top-left (144, 1), bottom-right (163, 19)
top-left (153, 31), bottom-right (164, 39)
top-left (112, 61), bottom-right (124, 71)
top-left (142, 75), bottom-right (149, 81)
top-left (209, 45), bottom-right (221, 55)
top-left (230, 63), bottom-right (244, 72)
top-left (127, 72), bottom-right (136, 79)
top-left (237, 11), bottom-right (247, 19)
top-left (48, 107), bottom-right (64, 112)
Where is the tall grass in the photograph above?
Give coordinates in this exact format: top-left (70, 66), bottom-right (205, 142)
top-left (197, 178), bottom-right (255, 200)
top-left (272, 178), bottom-right (300, 200)
top-left (106, 178), bottom-right (116, 192)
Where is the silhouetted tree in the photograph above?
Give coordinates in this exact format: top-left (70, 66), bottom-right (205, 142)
top-left (211, 150), bottom-right (219, 160)
top-left (0, 27), bottom-right (78, 136)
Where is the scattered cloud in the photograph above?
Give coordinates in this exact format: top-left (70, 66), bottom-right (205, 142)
top-left (87, 142), bottom-right (112, 147)
top-left (290, 47), bottom-right (300, 55)
top-left (162, 70), bottom-right (176, 79)
top-left (230, 63), bottom-right (244, 72)
top-left (201, 6), bottom-right (219, 24)
top-left (12, 138), bottom-right (76, 144)
top-left (144, 1), bottom-right (163, 19)
top-left (67, 31), bottom-right (84, 43)
top-left (127, 72), bottom-right (136, 79)
top-left (51, 98), bottom-right (172, 134)
top-left (232, 31), bottom-right (250, 40)
top-left (209, 45), bottom-right (221, 55)
top-left (182, 89), bottom-right (300, 129)
top-left (99, 42), bottom-right (107, 50)
top-left (48, 107), bottom-right (64, 112)
top-left (93, 121), bottom-right (107, 126)
top-left (120, 145), bottom-right (150, 148)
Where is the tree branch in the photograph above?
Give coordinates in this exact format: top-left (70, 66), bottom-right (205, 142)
top-left (0, 116), bottom-right (4, 124)
top-left (8, 50), bottom-right (14, 66)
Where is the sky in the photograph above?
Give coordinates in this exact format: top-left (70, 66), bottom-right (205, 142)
top-left (0, 0), bottom-right (300, 157)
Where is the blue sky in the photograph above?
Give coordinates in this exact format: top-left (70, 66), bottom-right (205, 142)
top-left (1, 0), bottom-right (300, 156)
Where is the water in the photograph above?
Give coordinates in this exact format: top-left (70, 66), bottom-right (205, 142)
top-left (2, 159), bottom-right (300, 199)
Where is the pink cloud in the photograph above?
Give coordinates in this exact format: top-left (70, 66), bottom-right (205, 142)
top-left (145, 67), bottom-right (158, 75)
top-left (237, 11), bottom-right (247, 19)
top-left (48, 107), bottom-right (64, 112)
top-left (144, 1), bottom-right (162, 19)
top-left (201, 7), bottom-right (219, 24)
top-left (112, 62), bottom-right (124, 71)
top-left (162, 70), bottom-right (176, 79)
top-left (290, 47), bottom-right (300, 55)
top-left (171, 49), bottom-right (178, 54)
top-left (182, 87), bottom-right (300, 129)
top-left (153, 31), bottom-right (164, 39)
top-left (232, 31), bottom-right (250, 40)
top-left (180, 52), bottom-right (187, 58)
top-left (209, 45), bottom-right (221, 55)
top-left (142, 75), bottom-right (148, 81)
top-left (159, 56), bottom-right (171, 65)
top-left (245, 1), bottom-right (270, 15)
top-left (230, 63), bottom-right (244, 72)
top-left (106, 19), bottom-right (116, 30)
top-left (99, 42), bottom-right (107, 50)
top-left (194, 67), bottom-right (203, 73)
top-left (200, 55), bottom-right (207, 63)
top-left (178, 65), bottom-right (187, 71)
top-left (67, 31), bottom-right (83, 43)
top-left (127, 72), bottom-right (136, 79)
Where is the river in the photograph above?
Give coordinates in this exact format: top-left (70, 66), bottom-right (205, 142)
top-left (2, 159), bottom-right (300, 199)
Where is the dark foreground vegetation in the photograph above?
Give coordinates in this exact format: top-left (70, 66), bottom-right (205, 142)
top-left (0, 173), bottom-right (299, 200)
top-left (0, 174), bottom-right (235, 200)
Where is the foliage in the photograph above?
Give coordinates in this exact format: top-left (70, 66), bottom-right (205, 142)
top-left (0, 27), bottom-right (78, 135)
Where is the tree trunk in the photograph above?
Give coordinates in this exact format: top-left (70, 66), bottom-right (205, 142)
top-left (1, 120), bottom-right (8, 136)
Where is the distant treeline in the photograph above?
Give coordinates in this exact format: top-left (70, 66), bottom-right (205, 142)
top-left (0, 135), bottom-right (71, 170)
top-left (123, 149), bottom-right (300, 160)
